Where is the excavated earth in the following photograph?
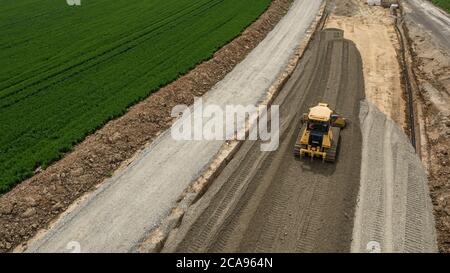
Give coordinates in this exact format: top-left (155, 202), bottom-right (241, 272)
top-left (162, 29), bottom-right (365, 252)
top-left (401, 0), bottom-right (450, 252)
top-left (0, 0), bottom-right (439, 253)
top-left (162, 27), bottom-right (437, 253)
top-left (0, 0), bottom-right (292, 252)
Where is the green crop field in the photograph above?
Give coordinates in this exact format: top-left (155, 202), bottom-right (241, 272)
top-left (0, 0), bottom-right (272, 192)
top-left (431, 0), bottom-right (450, 13)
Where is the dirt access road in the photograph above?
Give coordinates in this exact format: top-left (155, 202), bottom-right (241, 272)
top-left (321, 0), bottom-right (436, 253)
top-left (162, 29), bottom-right (365, 252)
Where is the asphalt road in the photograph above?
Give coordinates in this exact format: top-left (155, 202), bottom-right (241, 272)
top-left (162, 29), bottom-right (366, 252)
top-left (24, 0), bottom-right (323, 253)
top-left (402, 0), bottom-right (450, 51)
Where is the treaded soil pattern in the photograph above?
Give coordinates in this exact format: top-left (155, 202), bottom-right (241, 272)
top-left (0, 0), bottom-right (292, 252)
top-left (163, 29), bottom-right (366, 252)
top-left (402, 1), bottom-right (450, 253)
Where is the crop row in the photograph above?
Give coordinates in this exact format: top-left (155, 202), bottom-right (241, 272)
top-left (0, 0), bottom-right (271, 192)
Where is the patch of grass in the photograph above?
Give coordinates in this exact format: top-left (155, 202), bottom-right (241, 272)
top-left (0, 0), bottom-right (272, 192)
top-left (431, 0), bottom-right (450, 13)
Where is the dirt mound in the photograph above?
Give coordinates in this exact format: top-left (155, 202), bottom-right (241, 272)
top-left (402, 0), bottom-right (450, 252)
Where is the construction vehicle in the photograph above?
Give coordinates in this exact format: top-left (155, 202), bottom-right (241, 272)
top-left (293, 103), bottom-right (346, 162)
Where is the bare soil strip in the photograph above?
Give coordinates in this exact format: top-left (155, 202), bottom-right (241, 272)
top-left (22, 0), bottom-right (323, 253)
top-left (352, 100), bottom-right (437, 253)
top-left (0, 0), bottom-right (292, 252)
top-left (401, 0), bottom-right (450, 252)
top-left (325, 0), bottom-right (436, 253)
top-left (161, 29), bottom-right (365, 253)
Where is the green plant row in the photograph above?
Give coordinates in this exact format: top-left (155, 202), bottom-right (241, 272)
top-left (0, 0), bottom-right (272, 192)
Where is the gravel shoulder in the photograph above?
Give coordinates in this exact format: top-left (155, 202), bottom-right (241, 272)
top-left (20, 0), bottom-right (323, 253)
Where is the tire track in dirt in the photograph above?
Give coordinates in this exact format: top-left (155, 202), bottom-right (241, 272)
top-left (162, 29), bottom-right (365, 253)
top-left (352, 100), bottom-right (437, 253)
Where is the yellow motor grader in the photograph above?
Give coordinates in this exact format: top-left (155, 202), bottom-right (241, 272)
top-left (293, 103), bottom-right (346, 162)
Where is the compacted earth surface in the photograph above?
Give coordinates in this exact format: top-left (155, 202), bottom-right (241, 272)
top-left (160, 1), bottom-right (436, 253)
top-left (162, 29), bottom-right (366, 252)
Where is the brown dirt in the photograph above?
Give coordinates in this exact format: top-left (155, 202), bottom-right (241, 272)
top-left (403, 5), bottom-right (450, 253)
top-left (0, 0), bottom-right (293, 253)
top-left (326, 0), bottom-right (407, 129)
top-left (162, 29), bottom-right (365, 253)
